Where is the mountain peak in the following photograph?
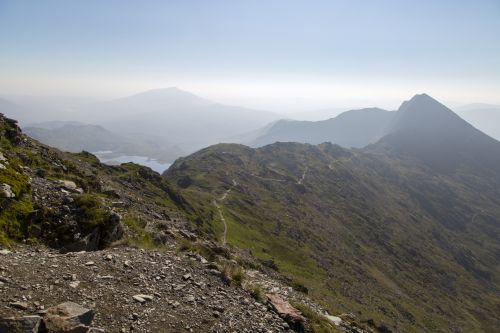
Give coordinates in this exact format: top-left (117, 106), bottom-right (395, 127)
top-left (398, 93), bottom-right (447, 113)
top-left (390, 94), bottom-right (460, 134)
top-left (379, 94), bottom-right (500, 173)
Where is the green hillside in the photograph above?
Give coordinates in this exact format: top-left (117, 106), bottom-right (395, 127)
top-left (165, 139), bottom-right (500, 332)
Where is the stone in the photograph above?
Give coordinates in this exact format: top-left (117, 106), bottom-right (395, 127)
top-left (57, 180), bottom-right (78, 191)
top-left (132, 294), bottom-right (153, 303)
top-left (9, 301), bottom-right (29, 310)
top-left (325, 314), bottom-right (342, 325)
top-left (87, 328), bottom-right (105, 333)
top-left (0, 183), bottom-right (15, 198)
top-left (84, 261), bottom-right (95, 266)
top-left (182, 273), bottom-right (192, 281)
top-left (0, 315), bottom-right (42, 333)
top-left (99, 212), bottom-right (124, 248)
top-left (266, 294), bottom-right (305, 331)
top-left (69, 280), bottom-right (80, 288)
top-left (44, 301), bottom-right (95, 333)
top-left (0, 249), bottom-right (12, 255)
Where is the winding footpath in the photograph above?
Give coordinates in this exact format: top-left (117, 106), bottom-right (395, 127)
top-left (213, 179), bottom-right (237, 245)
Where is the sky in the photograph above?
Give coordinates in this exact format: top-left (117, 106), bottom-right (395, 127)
top-left (1, 0), bottom-right (499, 112)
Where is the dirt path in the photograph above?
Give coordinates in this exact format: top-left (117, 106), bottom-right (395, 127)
top-left (250, 173), bottom-right (286, 182)
top-left (213, 179), bottom-right (237, 244)
top-left (297, 167), bottom-right (308, 185)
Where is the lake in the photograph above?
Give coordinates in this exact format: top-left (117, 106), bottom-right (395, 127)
top-left (93, 152), bottom-right (171, 173)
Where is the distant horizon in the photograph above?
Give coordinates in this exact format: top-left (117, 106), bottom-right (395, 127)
top-left (2, 87), bottom-right (499, 116)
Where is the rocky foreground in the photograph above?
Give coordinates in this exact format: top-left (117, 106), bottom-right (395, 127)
top-left (0, 245), bottom-right (294, 332)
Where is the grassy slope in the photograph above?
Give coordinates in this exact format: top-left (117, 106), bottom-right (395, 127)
top-left (165, 142), bottom-right (500, 333)
top-left (0, 114), bottom-right (192, 248)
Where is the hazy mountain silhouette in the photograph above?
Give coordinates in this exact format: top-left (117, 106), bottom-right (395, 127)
top-left (377, 94), bottom-right (500, 174)
top-left (24, 122), bottom-right (184, 162)
top-left (250, 107), bottom-right (395, 148)
top-left (90, 88), bottom-right (281, 152)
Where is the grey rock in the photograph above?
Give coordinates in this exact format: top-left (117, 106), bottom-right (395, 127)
top-left (9, 301), bottom-right (29, 310)
top-left (0, 315), bottom-right (42, 333)
top-left (44, 301), bottom-right (95, 333)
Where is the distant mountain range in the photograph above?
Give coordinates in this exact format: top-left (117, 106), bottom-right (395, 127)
top-left (249, 107), bottom-right (395, 148)
top-left (165, 94), bottom-right (500, 332)
top-left (24, 121), bottom-right (184, 163)
top-left (2, 89), bottom-right (499, 162)
top-left (249, 96), bottom-right (500, 148)
top-left (88, 88), bottom-right (281, 152)
top-left (1, 88), bottom-right (282, 156)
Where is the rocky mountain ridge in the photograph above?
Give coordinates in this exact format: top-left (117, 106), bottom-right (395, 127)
top-left (0, 113), bottom-right (366, 332)
top-left (165, 95), bottom-right (500, 332)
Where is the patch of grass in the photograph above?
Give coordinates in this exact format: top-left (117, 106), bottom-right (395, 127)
top-left (74, 193), bottom-right (108, 231)
top-left (122, 214), bottom-right (155, 249)
top-left (0, 153), bottom-right (33, 244)
top-left (247, 283), bottom-right (266, 303)
top-left (218, 261), bottom-right (246, 286)
top-left (293, 303), bottom-right (340, 333)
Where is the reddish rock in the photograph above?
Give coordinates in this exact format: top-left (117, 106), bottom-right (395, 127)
top-left (266, 293), bottom-right (306, 331)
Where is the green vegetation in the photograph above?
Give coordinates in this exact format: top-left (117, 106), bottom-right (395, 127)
top-left (217, 260), bottom-right (246, 286)
top-left (293, 303), bottom-right (339, 333)
top-left (0, 145), bottom-right (33, 244)
top-left (165, 142), bottom-right (500, 333)
top-left (247, 283), bottom-right (266, 303)
top-left (74, 193), bottom-right (108, 231)
top-left (122, 213), bottom-right (155, 249)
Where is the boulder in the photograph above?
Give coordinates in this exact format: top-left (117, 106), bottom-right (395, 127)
top-left (56, 180), bottom-right (83, 194)
top-left (98, 212), bottom-right (123, 248)
top-left (0, 183), bottom-right (15, 198)
top-left (44, 301), bottom-right (94, 333)
top-left (266, 294), bottom-right (305, 331)
top-left (57, 180), bottom-right (77, 191)
top-left (0, 315), bottom-right (43, 333)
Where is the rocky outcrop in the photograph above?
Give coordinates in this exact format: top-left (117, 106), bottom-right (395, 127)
top-left (44, 302), bottom-right (95, 333)
top-left (0, 302), bottom-right (95, 333)
top-left (266, 294), bottom-right (306, 331)
top-left (0, 315), bottom-right (43, 333)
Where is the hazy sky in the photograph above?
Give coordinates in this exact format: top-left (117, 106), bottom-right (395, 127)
top-left (1, 0), bottom-right (499, 111)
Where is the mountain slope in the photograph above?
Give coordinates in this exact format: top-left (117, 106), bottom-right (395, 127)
top-left (2, 112), bottom-right (370, 333)
top-left (165, 95), bottom-right (500, 332)
top-left (250, 108), bottom-right (395, 148)
top-left (378, 94), bottom-right (500, 174)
